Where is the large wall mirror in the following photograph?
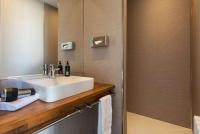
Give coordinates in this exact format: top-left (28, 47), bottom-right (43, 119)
top-left (0, 0), bottom-right (84, 78)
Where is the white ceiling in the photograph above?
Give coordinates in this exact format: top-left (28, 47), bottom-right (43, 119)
top-left (43, 0), bottom-right (58, 8)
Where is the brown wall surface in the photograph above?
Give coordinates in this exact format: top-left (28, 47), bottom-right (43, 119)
top-left (0, 0), bottom-right (2, 77)
top-left (127, 0), bottom-right (191, 127)
top-left (191, 0), bottom-right (200, 117)
top-left (56, 0), bottom-right (124, 133)
top-left (44, 4), bottom-right (58, 64)
top-left (83, 0), bottom-right (124, 133)
top-left (58, 0), bottom-right (84, 75)
top-left (46, 1), bottom-right (97, 134)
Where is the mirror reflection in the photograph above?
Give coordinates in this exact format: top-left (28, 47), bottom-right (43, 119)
top-left (0, 0), bottom-right (83, 78)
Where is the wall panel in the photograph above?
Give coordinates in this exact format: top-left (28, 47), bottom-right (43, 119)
top-left (127, 0), bottom-right (191, 127)
top-left (84, 0), bottom-right (124, 133)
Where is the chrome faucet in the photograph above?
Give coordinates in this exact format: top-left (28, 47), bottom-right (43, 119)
top-left (48, 64), bottom-right (60, 79)
top-left (43, 64), bottom-right (60, 79)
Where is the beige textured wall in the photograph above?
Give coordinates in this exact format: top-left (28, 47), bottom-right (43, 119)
top-left (123, 0), bottom-right (127, 133)
top-left (44, 4), bottom-right (58, 64)
top-left (84, 0), bottom-right (124, 133)
top-left (127, 0), bottom-right (191, 128)
top-left (58, 0), bottom-right (84, 75)
top-left (41, 1), bottom-right (98, 134)
top-left (191, 0), bottom-right (200, 117)
top-left (0, 0), bottom-right (2, 77)
top-left (57, 0), bottom-right (124, 133)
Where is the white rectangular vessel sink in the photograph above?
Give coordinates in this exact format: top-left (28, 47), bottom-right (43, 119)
top-left (22, 76), bottom-right (94, 102)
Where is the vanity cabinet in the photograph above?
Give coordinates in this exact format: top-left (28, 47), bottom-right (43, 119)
top-left (0, 83), bottom-right (114, 134)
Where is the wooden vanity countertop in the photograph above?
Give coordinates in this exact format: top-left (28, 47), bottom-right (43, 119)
top-left (0, 83), bottom-right (114, 134)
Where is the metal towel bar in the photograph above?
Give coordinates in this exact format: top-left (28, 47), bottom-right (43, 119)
top-left (33, 93), bottom-right (114, 134)
top-left (32, 109), bottom-right (82, 134)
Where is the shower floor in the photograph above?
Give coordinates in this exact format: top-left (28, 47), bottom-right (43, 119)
top-left (127, 112), bottom-right (192, 134)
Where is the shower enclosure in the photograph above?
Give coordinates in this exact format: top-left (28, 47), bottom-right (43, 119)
top-left (126, 0), bottom-right (191, 130)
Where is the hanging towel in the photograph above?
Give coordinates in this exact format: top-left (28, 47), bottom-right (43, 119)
top-left (98, 95), bottom-right (112, 134)
top-left (0, 93), bottom-right (39, 111)
top-left (194, 116), bottom-right (200, 134)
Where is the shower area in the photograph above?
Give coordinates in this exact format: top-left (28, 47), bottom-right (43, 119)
top-left (126, 0), bottom-right (199, 133)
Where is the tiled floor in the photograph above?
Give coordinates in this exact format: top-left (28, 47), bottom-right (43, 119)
top-left (127, 112), bottom-right (193, 134)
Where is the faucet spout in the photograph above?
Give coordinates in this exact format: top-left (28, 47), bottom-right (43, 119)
top-left (48, 64), bottom-right (60, 79)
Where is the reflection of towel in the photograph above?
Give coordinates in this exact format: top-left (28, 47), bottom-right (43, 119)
top-left (98, 95), bottom-right (112, 134)
top-left (0, 93), bottom-right (39, 111)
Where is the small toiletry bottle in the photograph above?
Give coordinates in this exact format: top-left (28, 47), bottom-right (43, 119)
top-left (58, 61), bottom-right (63, 74)
top-left (65, 61), bottom-right (70, 77)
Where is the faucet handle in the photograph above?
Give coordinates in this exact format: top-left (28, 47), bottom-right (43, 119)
top-left (49, 64), bottom-right (60, 71)
top-left (48, 64), bottom-right (60, 79)
top-left (55, 68), bottom-right (60, 71)
top-left (49, 64), bottom-right (55, 70)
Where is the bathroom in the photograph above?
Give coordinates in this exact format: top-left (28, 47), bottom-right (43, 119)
top-left (0, 0), bottom-right (200, 134)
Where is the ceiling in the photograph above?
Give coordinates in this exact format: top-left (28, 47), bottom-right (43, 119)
top-left (43, 0), bottom-right (58, 8)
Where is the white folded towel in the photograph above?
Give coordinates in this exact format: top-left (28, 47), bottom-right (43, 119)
top-left (98, 95), bottom-right (112, 134)
top-left (0, 93), bottom-right (39, 111)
